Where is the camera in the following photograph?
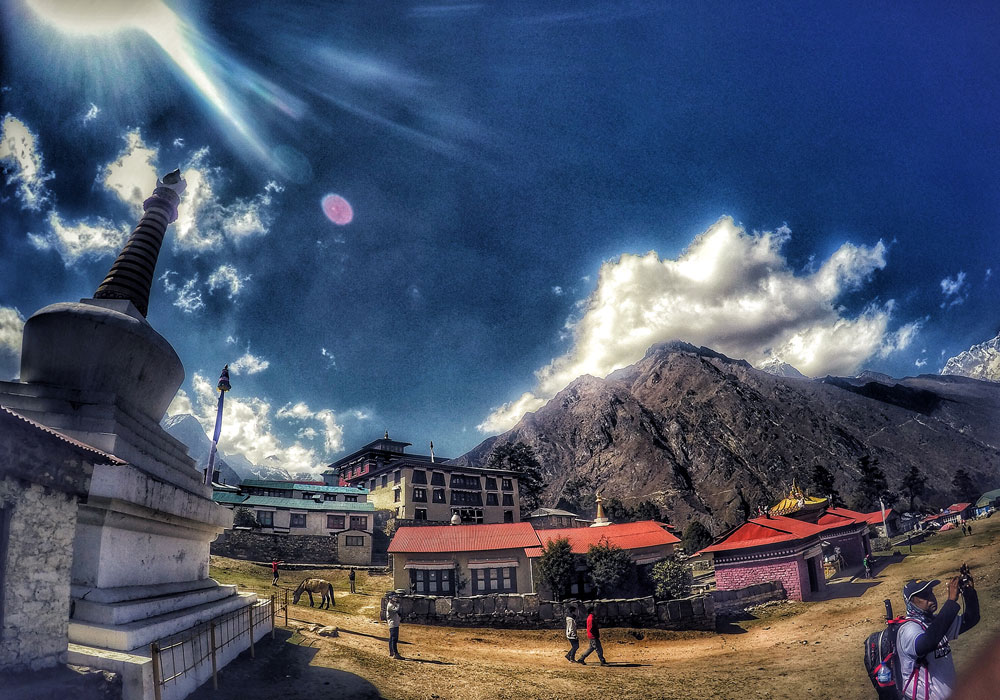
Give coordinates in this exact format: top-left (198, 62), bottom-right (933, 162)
top-left (959, 563), bottom-right (973, 591)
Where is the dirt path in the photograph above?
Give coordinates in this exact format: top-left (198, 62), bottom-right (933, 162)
top-left (194, 520), bottom-right (1000, 700)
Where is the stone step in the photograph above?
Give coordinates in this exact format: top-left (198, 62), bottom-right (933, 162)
top-left (73, 583), bottom-right (240, 625)
top-left (69, 592), bottom-right (259, 652)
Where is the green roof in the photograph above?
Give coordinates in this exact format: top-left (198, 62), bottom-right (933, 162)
top-left (240, 479), bottom-right (367, 494)
top-left (976, 489), bottom-right (1000, 507)
top-left (212, 493), bottom-right (375, 512)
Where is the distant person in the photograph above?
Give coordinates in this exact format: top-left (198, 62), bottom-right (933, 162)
top-left (349, 568), bottom-right (357, 593)
top-left (966, 523), bottom-right (972, 535)
top-left (386, 592), bottom-right (402, 659)
top-left (577, 605), bottom-right (608, 666)
top-left (271, 559), bottom-right (284, 586)
top-left (961, 524), bottom-right (967, 536)
top-left (897, 570), bottom-right (980, 700)
top-left (564, 604), bottom-right (579, 662)
top-left (863, 555), bottom-right (873, 578)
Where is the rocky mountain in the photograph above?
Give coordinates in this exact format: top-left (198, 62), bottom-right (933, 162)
top-left (855, 369), bottom-right (894, 384)
top-left (161, 413), bottom-right (292, 483)
top-left (756, 358), bottom-right (806, 379)
top-left (460, 341), bottom-right (1000, 533)
top-left (942, 333), bottom-right (1000, 382)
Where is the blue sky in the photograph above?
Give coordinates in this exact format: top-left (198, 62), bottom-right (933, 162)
top-left (2, 1), bottom-right (998, 473)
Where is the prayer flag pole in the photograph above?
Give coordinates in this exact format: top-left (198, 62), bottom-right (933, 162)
top-left (204, 365), bottom-right (231, 485)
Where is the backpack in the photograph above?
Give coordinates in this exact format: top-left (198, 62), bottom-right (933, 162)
top-left (863, 600), bottom-right (927, 699)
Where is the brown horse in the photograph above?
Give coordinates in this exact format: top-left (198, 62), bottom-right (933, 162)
top-left (292, 578), bottom-right (336, 609)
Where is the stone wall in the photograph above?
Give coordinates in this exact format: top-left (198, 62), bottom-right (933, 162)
top-left (0, 477), bottom-right (79, 672)
top-left (710, 581), bottom-right (787, 615)
top-left (384, 592), bottom-right (715, 631)
top-left (212, 530), bottom-right (345, 564)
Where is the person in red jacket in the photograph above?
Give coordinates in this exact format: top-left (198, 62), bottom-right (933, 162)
top-left (271, 559), bottom-right (284, 586)
top-left (576, 605), bottom-right (608, 665)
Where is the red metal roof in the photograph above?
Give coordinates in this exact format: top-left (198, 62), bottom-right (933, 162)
top-left (862, 508), bottom-right (894, 525)
top-left (700, 515), bottom-right (825, 554)
top-left (387, 522), bottom-right (540, 553)
top-left (535, 520), bottom-right (680, 554)
top-left (948, 502), bottom-right (972, 512)
top-left (815, 507), bottom-right (865, 530)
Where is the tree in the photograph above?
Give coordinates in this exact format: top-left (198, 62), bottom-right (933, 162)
top-left (809, 464), bottom-right (842, 507)
top-left (855, 455), bottom-right (897, 511)
top-left (487, 442), bottom-right (546, 516)
top-left (536, 537), bottom-right (575, 601)
top-left (233, 507), bottom-right (259, 529)
top-left (633, 500), bottom-right (663, 521)
top-left (558, 475), bottom-right (595, 516)
top-left (900, 465), bottom-right (927, 512)
top-left (682, 521), bottom-right (714, 554)
top-left (586, 538), bottom-right (634, 598)
top-left (952, 468), bottom-right (978, 504)
top-left (650, 559), bottom-right (693, 600)
top-left (602, 497), bottom-right (632, 522)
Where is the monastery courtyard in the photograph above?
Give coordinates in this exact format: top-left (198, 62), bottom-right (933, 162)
top-left (196, 517), bottom-right (1000, 700)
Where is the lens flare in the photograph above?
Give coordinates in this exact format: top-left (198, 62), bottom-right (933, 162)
top-left (25, 0), bottom-right (275, 166)
top-left (321, 194), bottom-right (353, 226)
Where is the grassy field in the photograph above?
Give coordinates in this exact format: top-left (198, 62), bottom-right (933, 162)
top-left (199, 517), bottom-right (1000, 700)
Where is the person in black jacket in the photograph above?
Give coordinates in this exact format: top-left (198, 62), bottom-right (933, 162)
top-left (896, 569), bottom-right (980, 700)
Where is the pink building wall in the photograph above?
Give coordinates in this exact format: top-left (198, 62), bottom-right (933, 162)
top-left (716, 554), bottom-right (827, 602)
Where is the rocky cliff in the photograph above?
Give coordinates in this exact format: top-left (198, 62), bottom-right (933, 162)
top-left (460, 342), bottom-right (1000, 532)
top-left (942, 333), bottom-right (1000, 382)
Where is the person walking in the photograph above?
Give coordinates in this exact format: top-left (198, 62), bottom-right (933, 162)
top-left (271, 559), bottom-right (284, 586)
top-left (966, 523), bottom-right (973, 535)
top-left (386, 592), bottom-right (403, 659)
top-left (577, 605), bottom-right (608, 665)
top-left (349, 568), bottom-right (357, 593)
top-left (961, 524), bottom-right (968, 536)
top-left (564, 604), bottom-right (580, 662)
top-left (897, 572), bottom-right (980, 700)
top-left (863, 555), bottom-right (873, 578)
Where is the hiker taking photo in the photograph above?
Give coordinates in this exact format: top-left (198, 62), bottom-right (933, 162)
top-left (897, 566), bottom-right (980, 700)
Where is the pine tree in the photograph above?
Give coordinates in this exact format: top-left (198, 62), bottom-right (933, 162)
top-left (682, 521), bottom-right (714, 554)
top-left (810, 464), bottom-right (842, 507)
top-left (900, 465), bottom-right (927, 512)
top-left (952, 468), bottom-right (978, 504)
top-left (856, 455), bottom-right (897, 511)
top-left (487, 441), bottom-right (546, 516)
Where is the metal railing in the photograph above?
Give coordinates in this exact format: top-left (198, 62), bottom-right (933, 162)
top-left (150, 589), bottom-right (289, 700)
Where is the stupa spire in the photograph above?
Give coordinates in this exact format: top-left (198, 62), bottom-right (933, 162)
top-left (93, 169), bottom-right (186, 316)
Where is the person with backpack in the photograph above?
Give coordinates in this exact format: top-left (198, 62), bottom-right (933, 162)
top-left (896, 572), bottom-right (979, 700)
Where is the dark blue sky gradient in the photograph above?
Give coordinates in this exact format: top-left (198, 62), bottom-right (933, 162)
top-left (2, 0), bottom-right (999, 463)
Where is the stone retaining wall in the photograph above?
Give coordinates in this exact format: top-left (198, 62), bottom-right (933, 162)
top-left (710, 581), bottom-right (786, 615)
top-left (211, 530), bottom-right (341, 564)
top-left (384, 592), bottom-right (715, 631)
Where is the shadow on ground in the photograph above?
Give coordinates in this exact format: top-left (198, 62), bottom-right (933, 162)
top-left (186, 629), bottom-right (384, 700)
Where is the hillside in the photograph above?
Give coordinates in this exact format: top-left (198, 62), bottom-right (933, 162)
top-left (460, 342), bottom-right (1000, 532)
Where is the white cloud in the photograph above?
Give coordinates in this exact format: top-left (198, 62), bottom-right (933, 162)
top-left (940, 271), bottom-right (966, 297)
top-left (0, 305), bottom-right (25, 380)
top-left (0, 114), bottom-right (53, 209)
top-left (173, 138), bottom-right (185, 148)
top-left (83, 103), bottom-right (100, 123)
top-left (552, 286), bottom-right (564, 296)
top-left (166, 388), bottom-right (193, 416)
top-left (915, 358), bottom-right (927, 368)
top-left (102, 129), bottom-right (159, 212)
top-left (479, 216), bottom-right (917, 434)
top-left (321, 347), bottom-right (336, 368)
top-left (172, 149), bottom-right (282, 251)
top-left (173, 275), bottom-right (205, 313)
top-left (207, 264), bottom-right (250, 298)
top-left (28, 211), bottom-right (129, 265)
top-left (230, 352), bottom-right (270, 375)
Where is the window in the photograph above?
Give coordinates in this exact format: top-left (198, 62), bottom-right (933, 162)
top-left (290, 513), bottom-right (307, 528)
top-left (451, 490), bottom-right (483, 506)
top-left (410, 568), bottom-right (454, 595)
top-left (502, 493), bottom-right (514, 506)
top-left (324, 494), bottom-right (336, 501)
top-left (257, 510), bottom-right (274, 527)
top-left (393, 470), bottom-right (401, 484)
top-left (350, 516), bottom-right (367, 531)
top-left (327, 514), bottom-right (345, 529)
top-left (502, 479), bottom-right (513, 491)
top-left (344, 495), bottom-right (357, 502)
top-left (412, 470), bottom-right (427, 484)
top-left (345, 535), bottom-right (365, 546)
top-left (486, 493), bottom-right (499, 506)
top-left (504, 510), bottom-right (514, 523)
top-left (453, 508), bottom-right (484, 524)
top-left (394, 488), bottom-right (400, 503)
top-left (431, 472), bottom-right (446, 486)
top-left (450, 474), bottom-right (481, 490)
top-left (485, 477), bottom-right (498, 491)
top-left (472, 567), bottom-right (516, 594)
top-left (369, 479), bottom-right (376, 491)
top-left (415, 508), bottom-right (427, 521)
top-left (381, 475), bottom-right (388, 488)
top-left (432, 488), bottom-right (446, 503)
top-left (413, 487), bottom-right (427, 502)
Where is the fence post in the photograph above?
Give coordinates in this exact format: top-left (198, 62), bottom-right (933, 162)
top-left (209, 622), bottom-right (219, 690)
top-left (150, 642), bottom-right (163, 700)
top-left (284, 588), bottom-right (288, 627)
top-left (248, 603), bottom-right (255, 659)
top-left (270, 595), bottom-right (276, 640)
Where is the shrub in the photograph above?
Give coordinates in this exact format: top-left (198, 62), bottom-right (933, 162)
top-left (537, 538), bottom-right (575, 601)
top-left (586, 538), bottom-right (634, 598)
top-left (233, 507), bottom-right (259, 529)
top-left (650, 558), bottom-right (693, 600)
